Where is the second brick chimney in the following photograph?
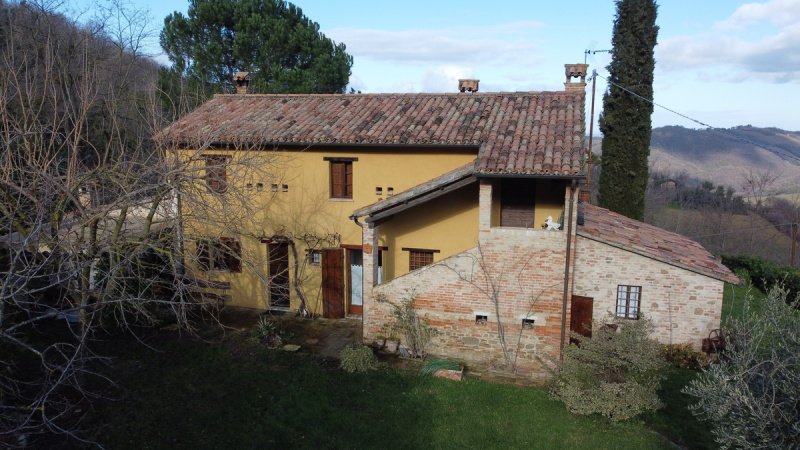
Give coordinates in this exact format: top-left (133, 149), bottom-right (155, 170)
top-left (458, 79), bottom-right (479, 93)
top-left (233, 71), bottom-right (251, 94)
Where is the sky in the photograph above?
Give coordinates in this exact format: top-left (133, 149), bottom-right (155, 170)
top-left (67, 0), bottom-right (800, 131)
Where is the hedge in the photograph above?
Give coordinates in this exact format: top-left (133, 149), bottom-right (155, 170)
top-left (721, 255), bottom-right (800, 303)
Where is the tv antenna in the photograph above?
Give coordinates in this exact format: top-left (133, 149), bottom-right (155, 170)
top-left (584, 49), bottom-right (611, 64)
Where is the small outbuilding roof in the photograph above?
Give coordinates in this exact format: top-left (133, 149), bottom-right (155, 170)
top-left (160, 91), bottom-right (586, 176)
top-left (578, 204), bottom-right (739, 284)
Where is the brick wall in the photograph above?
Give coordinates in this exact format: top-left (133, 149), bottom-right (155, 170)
top-left (362, 183), bottom-right (579, 378)
top-left (573, 235), bottom-right (724, 348)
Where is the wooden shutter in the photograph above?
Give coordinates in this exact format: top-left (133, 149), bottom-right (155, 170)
top-left (220, 237), bottom-right (241, 272)
top-left (205, 156), bottom-right (228, 194)
top-left (321, 248), bottom-right (345, 318)
top-left (330, 162), bottom-right (344, 198)
top-left (344, 162), bottom-right (353, 197)
top-left (197, 240), bottom-right (210, 271)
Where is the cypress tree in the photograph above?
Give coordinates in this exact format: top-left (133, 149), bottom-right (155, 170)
top-left (598, 0), bottom-right (659, 221)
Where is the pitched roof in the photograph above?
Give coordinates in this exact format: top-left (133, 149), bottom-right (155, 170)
top-left (351, 163), bottom-right (476, 222)
top-left (578, 204), bottom-right (739, 284)
top-left (160, 91), bottom-right (586, 176)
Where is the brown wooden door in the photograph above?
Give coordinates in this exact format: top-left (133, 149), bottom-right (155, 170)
top-left (267, 242), bottom-right (290, 308)
top-left (570, 295), bottom-right (594, 341)
top-left (500, 179), bottom-right (536, 228)
top-left (322, 248), bottom-right (345, 318)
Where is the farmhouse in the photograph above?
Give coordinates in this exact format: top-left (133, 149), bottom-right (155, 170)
top-left (161, 64), bottom-right (737, 375)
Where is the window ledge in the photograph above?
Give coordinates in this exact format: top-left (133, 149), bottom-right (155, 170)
top-left (329, 198), bottom-right (354, 202)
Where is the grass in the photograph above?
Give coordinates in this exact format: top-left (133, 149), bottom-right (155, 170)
top-left (721, 281), bottom-right (767, 324)
top-left (84, 335), bottom-right (675, 450)
top-left (75, 284), bottom-right (769, 449)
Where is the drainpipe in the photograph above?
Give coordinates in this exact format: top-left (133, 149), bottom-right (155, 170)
top-left (559, 179), bottom-right (577, 360)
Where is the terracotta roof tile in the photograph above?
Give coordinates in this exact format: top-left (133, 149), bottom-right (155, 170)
top-left (578, 204), bottom-right (739, 284)
top-left (160, 91), bottom-right (586, 176)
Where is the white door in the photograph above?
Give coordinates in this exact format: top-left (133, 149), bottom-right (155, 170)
top-left (350, 250), bottom-right (363, 308)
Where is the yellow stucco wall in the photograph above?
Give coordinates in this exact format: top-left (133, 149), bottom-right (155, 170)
top-left (177, 147), bottom-right (477, 312)
top-left (378, 183), bottom-right (479, 281)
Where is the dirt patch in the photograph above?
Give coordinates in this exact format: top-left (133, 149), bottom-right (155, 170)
top-left (218, 307), bottom-right (363, 360)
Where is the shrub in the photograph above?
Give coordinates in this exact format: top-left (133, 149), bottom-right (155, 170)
top-left (252, 316), bottom-right (283, 348)
top-left (660, 344), bottom-right (708, 370)
top-left (339, 344), bottom-right (379, 373)
top-left (683, 287), bottom-right (800, 449)
top-left (376, 291), bottom-right (433, 358)
top-left (722, 255), bottom-right (800, 302)
top-left (550, 316), bottom-right (666, 421)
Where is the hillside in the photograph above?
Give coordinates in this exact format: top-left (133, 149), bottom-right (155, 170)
top-left (592, 126), bottom-right (800, 195)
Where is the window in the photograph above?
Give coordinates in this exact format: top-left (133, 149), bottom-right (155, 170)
top-left (197, 238), bottom-right (241, 272)
top-left (616, 285), bottom-right (641, 319)
top-left (324, 157), bottom-right (357, 199)
top-left (475, 314), bottom-right (488, 325)
top-left (403, 247), bottom-right (439, 271)
top-left (204, 155), bottom-right (230, 193)
top-left (307, 249), bottom-right (321, 266)
top-left (522, 318), bottom-right (536, 329)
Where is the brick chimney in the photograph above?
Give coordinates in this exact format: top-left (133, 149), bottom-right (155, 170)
top-left (564, 63), bottom-right (588, 92)
top-left (458, 79), bottom-right (479, 93)
top-left (233, 71), bottom-right (251, 94)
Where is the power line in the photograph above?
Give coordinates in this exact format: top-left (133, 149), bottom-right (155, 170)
top-left (592, 72), bottom-right (800, 164)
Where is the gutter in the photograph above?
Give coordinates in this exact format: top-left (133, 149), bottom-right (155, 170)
top-left (559, 179), bottom-right (577, 360)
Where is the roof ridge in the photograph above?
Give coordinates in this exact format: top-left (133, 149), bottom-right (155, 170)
top-left (211, 91), bottom-right (578, 99)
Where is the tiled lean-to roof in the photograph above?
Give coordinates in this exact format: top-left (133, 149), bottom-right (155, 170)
top-left (579, 204), bottom-right (739, 284)
top-left (160, 91), bottom-right (586, 176)
top-left (351, 163), bottom-right (477, 222)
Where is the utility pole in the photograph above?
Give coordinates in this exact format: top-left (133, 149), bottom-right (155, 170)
top-left (583, 50), bottom-right (610, 203)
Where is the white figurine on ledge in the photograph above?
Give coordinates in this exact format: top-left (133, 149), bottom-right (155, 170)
top-left (544, 216), bottom-right (561, 230)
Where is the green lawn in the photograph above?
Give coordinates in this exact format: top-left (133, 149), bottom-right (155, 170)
top-left (721, 281), bottom-right (766, 324)
top-left (87, 336), bottom-right (676, 450)
top-left (81, 283), bottom-right (766, 449)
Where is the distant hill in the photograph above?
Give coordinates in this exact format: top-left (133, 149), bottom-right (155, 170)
top-left (592, 126), bottom-right (800, 194)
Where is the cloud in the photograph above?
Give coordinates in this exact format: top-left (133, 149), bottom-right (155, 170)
top-left (658, 1), bottom-right (800, 82)
top-left (420, 65), bottom-right (475, 92)
top-left (716, 0), bottom-right (800, 29)
top-left (327, 21), bottom-right (544, 67)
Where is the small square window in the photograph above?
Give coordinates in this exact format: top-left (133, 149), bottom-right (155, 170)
top-left (256, 183), bottom-right (264, 192)
top-left (387, 187), bottom-right (394, 196)
top-left (403, 248), bottom-right (438, 271)
top-left (375, 187), bottom-right (383, 195)
top-left (246, 183), bottom-right (253, 190)
top-left (307, 250), bottom-right (321, 266)
top-left (282, 184), bottom-right (289, 192)
top-left (475, 314), bottom-right (488, 325)
top-left (271, 183), bottom-right (278, 192)
top-left (522, 318), bottom-right (535, 329)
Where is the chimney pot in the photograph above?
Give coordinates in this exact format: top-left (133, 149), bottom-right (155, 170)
top-left (564, 63), bottom-right (588, 92)
top-left (233, 71), bottom-right (251, 94)
top-left (458, 79), bottom-right (479, 93)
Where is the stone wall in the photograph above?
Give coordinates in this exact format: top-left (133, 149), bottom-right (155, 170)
top-left (572, 235), bottom-right (724, 347)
